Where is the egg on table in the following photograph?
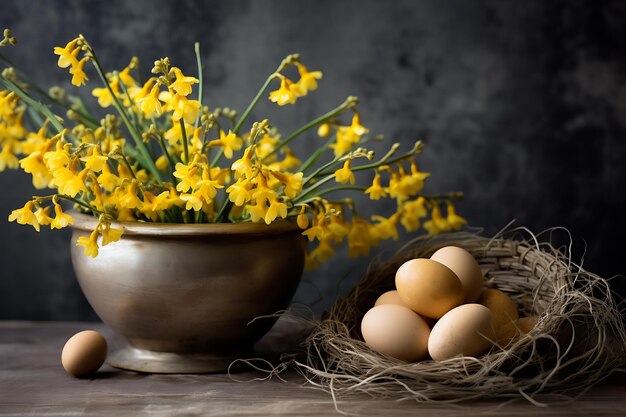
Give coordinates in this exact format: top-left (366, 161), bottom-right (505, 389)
top-left (61, 330), bottom-right (108, 377)
top-left (428, 303), bottom-right (495, 361)
top-left (430, 246), bottom-right (483, 303)
top-left (361, 304), bottom-right (430, 362)
top-left (395, 258), bottom-right (464, 319)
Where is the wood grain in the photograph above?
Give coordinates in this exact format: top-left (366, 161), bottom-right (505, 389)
top-left (0, 321), bottom-right (624, 416)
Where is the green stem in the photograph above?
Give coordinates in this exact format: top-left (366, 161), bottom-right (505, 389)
top-left (303, 156), bottom-right (341, 185)
top-left (154, 134), bottom-right (177, 184)
top-left (26, 106), bottom-right (46, 131)
top-left (120, 153), bottom-right (138, 180)
top-left (292, 175), bottom-right (336, 204)
top-left (70, 97), bottom-right (99, 129)
top-left (262, 96), bottom-right (356, 163)
top-left (117, 74), bottom-right (140, 129)
top-left (180, 119), bottom-right (190, 164)
top-left (233, 75), bottom-right (275, 135)
top-left (34, 194), bottom-right (100, 214)
top-left (295, 185), bottom-right (367, 205)
top-left (194, 42), bottom-right (203, 130)
top-left (314, 143), bottom-right (408, 178)
top-left (300, 137), bottom-right (334, 173)
top-left (89, 52), bottom-right (162, 182)
top-left (215, 198), bottom-right (232, 223)
top-left (0, 77), bottom-right (67, 136)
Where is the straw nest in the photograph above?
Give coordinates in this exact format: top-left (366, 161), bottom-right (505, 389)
top-left (291, 228), bottom-right (626, 404)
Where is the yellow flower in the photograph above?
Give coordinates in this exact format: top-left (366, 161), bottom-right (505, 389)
top-left (101, 224), bottom-right (124, 246)
top-left (0, 144), bottom-right (19, 172)
top-left (117, 181), bottom-right (143, 209)
top-left (250, 174), bottom-right (277, 204)
top-left (271, 171), bottom-right (303, 199)
top-left (295, 62), bottom-right (322, 95)
top-left (96, 164), bottom-right (119, 192)
top-left (53, 167), bottom-right (87, 197)
top-left (330, 113), bottom-right (368, 157)
top-left (334, 160), bottom-right (355, 184)
top-left (349, 113), bottom-right (368, 136)
top-left (43, 140), bottom-right (71, 170)
top-left (19, 151), bottom-right (47, 179)
top-left (400, 197), bottom-right (427, 232)
top-left (170, 67), bottom-right (199, 97)
top-left (371, 212), bottom-right (400, 241)
top-left (269, 148), bottom-right (301, 172)
top-left (173, 159), bottom-right (201, 192)
top-left (139, 84), bottom-right (163, 116)
top-left (92, 77), bottom-right (119, 108)
top-left (264, 196), bottom-right (288, 224)
top-left (254, 132), bottom-right (280, 160)
top-left (5, 109), bottom-right (28, 140)
top-left (180, 193), bottom-right (204, 211)
top-left (69, 57), bottom-right (89, 87)
top-left (163, 121), bottom-right (194, 146)
top-left (395, 161), bottom-right (429, 198)
top-left (208, 130), bottom-right (243, 160)
top-left (80, 146), bottom-right (108, 172)
top-left (231, 146), bottom-right (255, 179)
top-left (302, 213), bottom-right (328, 242)
top-left (53, 39), bottom-right (79, 68)
top-left (170, 93), bottom-right (201, 124)
top-left (364, 173), bottom-right (387, 200)
top-left (196, 170), bottom-right (224, 200)
top-left (132, 78), bottom-right (156, 102)
top-left (269, 76), bottom-right (299, 105)
top-left (245, 201), bottom-right (268, 223)
top-left (116, 207), bottom-right (137, 222)
top-left (76, 229), bottom-right (99, 258)
top-left (51, 202), bottom-right (74, 229)
top-left (34, 205), bottom-right (53, 226)
top-left (326, 208), bottom-right (350, 243)
top-left (0, 91), bottom-right (18, 118)
top-left (145, 190), bottom-right (176, 212)
top-left (348, 216), bottom-right (373, 257)
top-left (423, 204), bottom-right (449, 235)
top-left (446, 202), bottom-right (467, 230)
top-left (227, 179), bottom-right (252, 206)
top-left (8, 201), bottom-right (40, 232)
top-left (309, 238), bottom-right (335, 264)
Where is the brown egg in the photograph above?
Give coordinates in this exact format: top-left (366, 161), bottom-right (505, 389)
top-left (477, 289), bottom-right (519, 346)
top-left (430, 246), bottom-right (483, 303)
top-left (395, 258), bottom-right (464, 319)
top-left (428, 303), bottom-right (495, 361)
top-left (361, 304), bottom-right (430, 362)
top-left (374, 290), bottom-right (409, 308)
top-left (517, 316), bottom-right (539, 334)
top-left (61, 330), bottom-right (108, 377)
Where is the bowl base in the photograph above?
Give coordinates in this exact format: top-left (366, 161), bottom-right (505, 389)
top-left (107, 345), bottom-right (251, 374)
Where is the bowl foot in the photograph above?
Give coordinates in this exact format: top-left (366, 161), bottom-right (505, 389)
top-left (107, 345), bottom-right (251, 374)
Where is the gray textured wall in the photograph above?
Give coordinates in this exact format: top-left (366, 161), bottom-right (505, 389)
top-left (1, 0), bottom-right (625, 320)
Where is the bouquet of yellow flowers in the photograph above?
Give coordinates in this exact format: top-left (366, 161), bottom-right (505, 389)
top-left (0, 29), bottom-right (465, 268)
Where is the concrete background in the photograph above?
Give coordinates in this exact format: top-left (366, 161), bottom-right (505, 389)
top-left (1, 0), bottom-right (625, 320)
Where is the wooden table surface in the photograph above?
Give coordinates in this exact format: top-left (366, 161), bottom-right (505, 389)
top-left (0, 321), bottom-right (624, 416)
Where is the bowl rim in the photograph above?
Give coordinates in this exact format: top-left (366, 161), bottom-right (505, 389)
top-left (69, 210), bottom-right (302, 237)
